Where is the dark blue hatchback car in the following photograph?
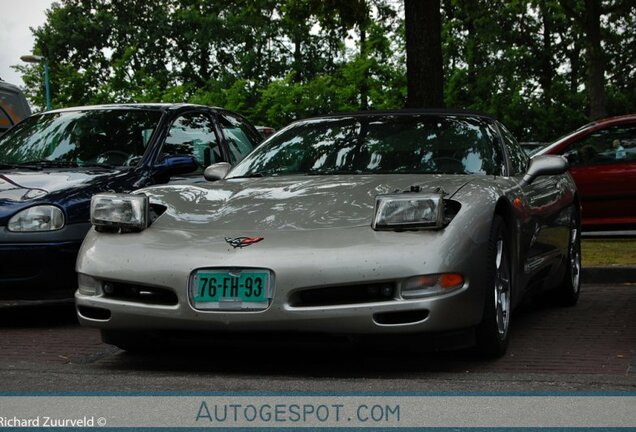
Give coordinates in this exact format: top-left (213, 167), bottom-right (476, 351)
top-left (0, 103), bottom-right (262, 299)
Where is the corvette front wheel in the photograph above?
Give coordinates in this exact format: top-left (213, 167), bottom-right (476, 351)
top-left (554, 208), bottom-right (581, 306)
top-left (475, 215), bottom-right (511, 358)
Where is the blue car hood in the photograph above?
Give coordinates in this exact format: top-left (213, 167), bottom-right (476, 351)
top-left (0, 168), bottom-right (125, 224)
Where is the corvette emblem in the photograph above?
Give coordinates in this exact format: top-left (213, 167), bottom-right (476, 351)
top-left (225, 236), bottom-right (264, 248)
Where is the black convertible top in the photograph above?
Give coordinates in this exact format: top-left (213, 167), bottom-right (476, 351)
top-left (304, 108), bottom-right (496, 122)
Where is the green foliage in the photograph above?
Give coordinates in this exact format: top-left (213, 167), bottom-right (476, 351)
top-left (17, 0), bottom-right (636, 142)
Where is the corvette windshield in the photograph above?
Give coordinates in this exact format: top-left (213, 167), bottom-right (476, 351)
top-left (0, 109), bottom-right (162, 168)
top-left (229, 115), bottom-right (504, 177)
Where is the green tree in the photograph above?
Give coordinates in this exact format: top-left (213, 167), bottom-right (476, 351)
top-left (17, 0), bottom-right (635, 143)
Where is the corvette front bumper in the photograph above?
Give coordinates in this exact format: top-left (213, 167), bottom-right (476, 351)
top-left (75, 223), bottom-right (492, 335)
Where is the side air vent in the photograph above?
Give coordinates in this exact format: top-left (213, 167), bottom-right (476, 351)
top-left (102, 282), bottom-right (178, 306)
top-left (289, 283), bottom-right (396, 307)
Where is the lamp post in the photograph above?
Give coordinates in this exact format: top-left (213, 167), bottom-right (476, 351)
top-left (20, 54), bottom-right (51, 111)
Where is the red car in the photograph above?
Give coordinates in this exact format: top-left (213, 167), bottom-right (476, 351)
top-left (537, 114), bottom-right (636, 231)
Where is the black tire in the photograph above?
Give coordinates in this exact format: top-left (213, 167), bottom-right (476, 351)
top-left (475, 215), bottom-right (512, 358)
top-left (554, 208), bottom-right (582, 306)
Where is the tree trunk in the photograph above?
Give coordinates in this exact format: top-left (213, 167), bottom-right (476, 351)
top-left (465, 12), bottom-right (478, 105)
top-left (359, 27), bottom-right (369, 110)
top-left (292, 31), bottom-right (303, 83)
top-left (584, 0), bottom-right (607, 119)
top-left (540, 5), bottom-right (553, 106)
top-left (568, 34), bottom-right (581, 95)
top-left (404, 0), bottom-right (444, 108)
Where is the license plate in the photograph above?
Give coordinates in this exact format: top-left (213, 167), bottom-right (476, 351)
top-left (190, 269), bottom-right (271, 310)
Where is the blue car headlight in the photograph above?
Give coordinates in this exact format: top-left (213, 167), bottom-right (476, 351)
top-left (90, 193), bottom-right (149, 232)
top-left (8, 205), bottom-right (65, 232)
top-left (372, 193), bottom-right (444, 230)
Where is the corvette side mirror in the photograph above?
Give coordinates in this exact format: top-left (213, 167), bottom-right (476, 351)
top-left (204, 162), bottom-right (231, 181)
top-left (521, 155), bottom-right (568, 186)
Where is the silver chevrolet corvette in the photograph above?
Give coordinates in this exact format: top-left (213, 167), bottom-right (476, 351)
top-left (75, 110), bottom-right (580, 357)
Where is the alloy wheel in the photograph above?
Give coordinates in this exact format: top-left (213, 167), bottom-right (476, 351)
top-left (494, 238), bottom-right (511, 336)
top-left (569, 226), bottom-right (581, 294)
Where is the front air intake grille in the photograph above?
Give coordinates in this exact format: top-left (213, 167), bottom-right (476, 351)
top-left (373, 309), bottom-right (429, 325)
top-left (289, 282), bottom-right (396, 307)
top-left (102, 282), bottom-right (178, 306)
top-left (77, 306), bottom-right (111, 321)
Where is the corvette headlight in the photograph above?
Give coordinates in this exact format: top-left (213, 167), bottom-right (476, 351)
top-left (372, 193), bottom-right (444, 230)
top-left (91, 193), bottom-right (149, 232)
top-left (8, 205), bottom-right (65, 232)
top-left (77, 274), bottom-right (103, 296)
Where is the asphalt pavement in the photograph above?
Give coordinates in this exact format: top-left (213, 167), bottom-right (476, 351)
top-left (0, 280), bottom-right (634, 393)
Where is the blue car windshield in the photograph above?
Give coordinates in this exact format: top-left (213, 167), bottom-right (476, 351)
top-left (0, 109), bottom-right (163, 167)
top-left (229, 114), bottom-right (505, 177)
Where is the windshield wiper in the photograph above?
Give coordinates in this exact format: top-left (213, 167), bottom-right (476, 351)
top-left (0, 162), bottom-right (45, 170)
top-left (80, 162), bottom-right (114, 169)
top-left (306, 169), bottom-right (363, 176)
top-left (228, 172), bottom-right (273, 179)
top-left (0, 163), bottom-right (28, 169)
top-left (19, 160), bottom-right (79, 168)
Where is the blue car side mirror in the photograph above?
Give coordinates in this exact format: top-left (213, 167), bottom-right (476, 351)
top-left (155, 155), bottom-right (198, 176)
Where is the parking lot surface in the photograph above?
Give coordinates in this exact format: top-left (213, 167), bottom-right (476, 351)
top-left (0, 283), bottom-right (634, 393)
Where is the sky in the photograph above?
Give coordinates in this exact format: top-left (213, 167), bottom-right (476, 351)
top-left (0, 0), bottom-right (56, 87)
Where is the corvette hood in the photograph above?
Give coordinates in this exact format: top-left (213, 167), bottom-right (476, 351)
top-left (143, 174), bottom-right (473, 231)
